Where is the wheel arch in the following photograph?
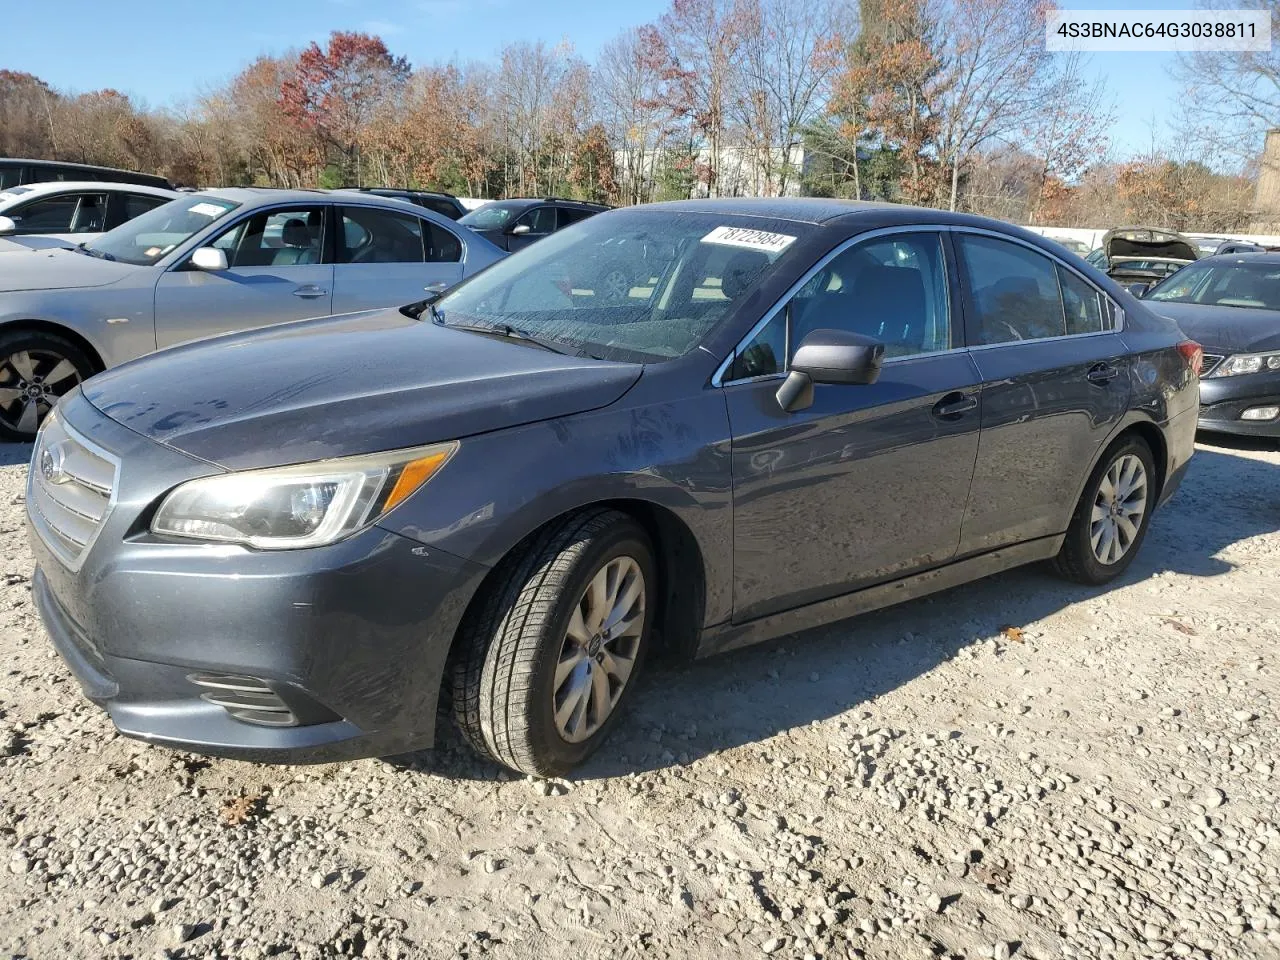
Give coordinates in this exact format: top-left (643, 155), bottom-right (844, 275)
top-left (0, 318), bottom-right (107, 374)
top-left (441, 498), bottom-right (710, 698)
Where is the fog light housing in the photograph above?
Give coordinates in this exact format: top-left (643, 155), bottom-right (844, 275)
top-left (1241, 406), bottom-right (1280, 421)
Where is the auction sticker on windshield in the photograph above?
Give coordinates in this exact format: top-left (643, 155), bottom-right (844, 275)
top-left (702, 225), bottom-right (796, 254)
top-left (188, 202), bottom-right (230, 218)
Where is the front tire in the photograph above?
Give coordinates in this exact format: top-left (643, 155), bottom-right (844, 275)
top-left (0, 329), bottom-right (95, 442)
top-left (449, 509), bottom-right (656, 776)
top-left (1051, 435), bottom-right (1156, 585)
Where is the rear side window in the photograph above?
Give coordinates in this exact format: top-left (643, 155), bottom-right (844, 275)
top-left (124, 193), bottom-right (169, 220)
top-left (957, 234), bottom-right (1067, 344)
top-left (421, 198), bottom-right (461, 220)
top-left (558, 207), bottom-right (595, 228)
top-left (1058, 265), bottom-right (1110, 335)
top-left (342, 207), bottom-right (422, 263)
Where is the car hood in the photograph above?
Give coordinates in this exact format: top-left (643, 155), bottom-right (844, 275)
top-left (1102, 226), bottom-right (1198, 263)
top-left (0, 245), bottom-right (131, 291)
top-left (82, 309), bottom-right (644, 470)
top-left (1145, 301), bottom-right (1280, 354)
top-left (0, 235), bottom-right (79, 254)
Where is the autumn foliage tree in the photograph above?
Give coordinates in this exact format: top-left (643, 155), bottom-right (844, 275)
top-left (280, 32), bottom-right (410, 184)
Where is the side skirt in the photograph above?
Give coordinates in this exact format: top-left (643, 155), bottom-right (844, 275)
top-left (695, 534), bottom-right (1065, 658)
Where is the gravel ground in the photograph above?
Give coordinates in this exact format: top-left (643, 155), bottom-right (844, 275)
top-left (0, 435), bottom-right (1277, 960)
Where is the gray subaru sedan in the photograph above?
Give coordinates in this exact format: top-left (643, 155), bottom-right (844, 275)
top-left (27, 199), bottom-right (1201, 776)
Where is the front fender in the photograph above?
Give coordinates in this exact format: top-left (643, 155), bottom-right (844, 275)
top-left (0, 286), bottom-right (155, 368)
top-left (377, 388), bottom-right (736, 628)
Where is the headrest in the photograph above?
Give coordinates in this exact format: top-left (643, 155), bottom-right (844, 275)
top-left (281, 218), bottom-right (311, 248)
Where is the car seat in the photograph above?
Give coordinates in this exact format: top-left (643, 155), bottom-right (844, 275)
top-left (272, 218), bottom-right (318, 266)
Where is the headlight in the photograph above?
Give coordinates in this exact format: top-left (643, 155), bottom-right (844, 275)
top-left (151, 442), bottom-right (457, 549)
top-left (1208, 352), bottom-right (1280, 377)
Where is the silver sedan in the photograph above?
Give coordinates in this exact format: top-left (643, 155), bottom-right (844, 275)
top-left (0, 188), bottom-right (507, 440)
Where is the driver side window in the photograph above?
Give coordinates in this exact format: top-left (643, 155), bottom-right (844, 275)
top-left (209, 207), bottom-right (327, 268)
top-left (516, 206), bottom-right (557, 234)
top-left (726, 231), bottom-right (952, 382)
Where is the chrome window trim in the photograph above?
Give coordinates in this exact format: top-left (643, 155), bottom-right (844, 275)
top-left (713, 224), bottom-right (961, 387)
top-left (949, 226), bottom-right (1125, 339)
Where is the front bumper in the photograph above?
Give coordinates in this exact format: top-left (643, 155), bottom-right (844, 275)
top-left (28, 391), bottom-right (489, 764)
top-left (1198, 369), bottom-right (1280, 437)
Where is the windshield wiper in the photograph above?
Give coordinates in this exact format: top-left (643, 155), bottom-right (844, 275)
top-left (441, 319), bottom-right (571, 355)
top-left (74, 243), bottom-right (115, 261)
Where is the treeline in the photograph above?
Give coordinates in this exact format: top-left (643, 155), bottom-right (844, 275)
top-left (0, 0), bottom-right (1264, 229)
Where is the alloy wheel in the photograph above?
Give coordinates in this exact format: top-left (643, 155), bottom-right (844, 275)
top-left (552, 555), bottom-right (646, 743)
top-left (1090, 453), bottom-right (1148, 565)
top-left (0, 349), bottom-right (82, 438)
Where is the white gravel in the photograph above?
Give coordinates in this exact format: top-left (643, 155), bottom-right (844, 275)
top-left (1, 436), bottom-right (1278, 960)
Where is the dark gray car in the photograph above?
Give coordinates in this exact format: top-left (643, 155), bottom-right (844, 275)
top-left (27, 199), bottom-right (1201, 776)
top-left (1142, 253), bottom-right (1280, 436)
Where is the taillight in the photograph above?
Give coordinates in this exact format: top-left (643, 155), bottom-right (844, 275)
top-left (1177, 340), bottom-right (1203, 376)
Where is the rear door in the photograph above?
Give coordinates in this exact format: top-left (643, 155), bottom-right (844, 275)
top-left (330, 205), bottom-right (465, 313)
top-left (725, 229), bottom-right (984, 622)
top-left (954, 231), bottom-right (1131, 554)
top-left (153, 204), bottom-right (334, 348)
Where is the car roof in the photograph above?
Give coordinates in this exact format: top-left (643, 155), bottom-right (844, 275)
top-left (0, 181), bottom-right (178, 199)
top-left (626, 197), bottom-right (1054, 236)
top-left (1203, 251), bottom-right (1280, 264)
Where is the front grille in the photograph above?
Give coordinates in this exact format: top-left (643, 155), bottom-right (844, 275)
top-left (27, 412), bottom-right (120, 570)
top-left (1201, 354), bottom-right (1224, 376)
top-left (188, 673), bottom-right (299, 727)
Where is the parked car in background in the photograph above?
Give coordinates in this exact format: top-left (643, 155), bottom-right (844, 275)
top-left (0, 188), bottom-right (504, 439)
top-left (25, 199), bottom-right (1200, 775)
top-left (1047, 236), bottom-right (1091, 257)
top-left (1192, 236), bottom-right (1235, 257)
top-left (336, 188), bottom-right (468, 221)
top-left (1086, 226), bottom-right (1199, 291)
top-left (1142, 253), bottom-right (1280, 437)
top-left (458, 197), bottom-right (610, 251)
top-left (0, 182), bottom-right (179, 252)
top-left (0, 158), bottom-right (171, 191)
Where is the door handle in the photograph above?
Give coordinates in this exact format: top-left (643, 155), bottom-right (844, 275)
top-left (1087, 362), bottom-right (1119, 384)
top-left (932, 392), bottom-right (978, 419)
top-left (292, 285), bottom-right (328, 299)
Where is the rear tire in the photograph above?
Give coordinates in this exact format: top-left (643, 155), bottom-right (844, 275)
top-left (1051, 435), bottom-right (1156, 585)
top-left (0, 329), bottom-right (95, 442)
top-left (449, 509), bottom-right (656, 776)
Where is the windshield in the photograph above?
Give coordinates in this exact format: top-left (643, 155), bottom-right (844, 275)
top-left (459, 204), bottom-right (519, 230)
top-left (1146, 259), bottom-right (1280, 310)
top-left (84, 195), bottom-right (239, 265)
top-left (430, 209), bottom-right (810, 362)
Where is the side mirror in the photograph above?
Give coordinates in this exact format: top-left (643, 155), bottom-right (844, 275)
top-left (776, 329), bottom-right (884, 413)
top-left (509, 223), bottom-right (531, 236)
top-left (0, 216), bottom-right (16, 236)
top-left (1123, 283), bottom-right (1148, 298)
top-left (190, 247), bottom-right (228, 272)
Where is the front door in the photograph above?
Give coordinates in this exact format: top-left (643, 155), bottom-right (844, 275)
top-left (506, 205), bottom-right (558, 251)
top-left (153, 205), bottom-right (334, 349)
top-left (330, 205), bottom-right (465, 313)
top-left (726, 231), bottom-right (983, 622)
top-left (953, 232), bottom-right (1131, 554)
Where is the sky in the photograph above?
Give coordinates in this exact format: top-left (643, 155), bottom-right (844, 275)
top-left (0, 0), bottom-right (1193, 159)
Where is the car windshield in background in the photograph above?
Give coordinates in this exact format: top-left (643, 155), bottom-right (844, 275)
top-left (1145, 260), bottom-right (1280, 310)
top-left (84, 196), bottom-right (239, 265)
top-left (458, 205), bottom-right (516, 230)
top-left (429, 210), bottom-right (810, 363)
